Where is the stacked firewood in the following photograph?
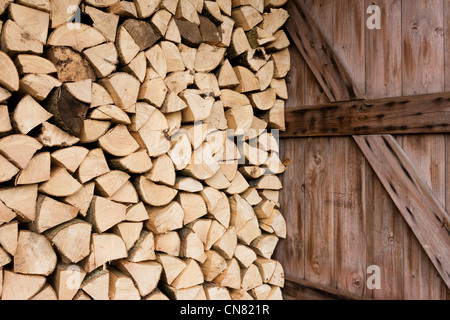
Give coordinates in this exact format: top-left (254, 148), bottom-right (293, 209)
top-left (0, 0), bottom-right (290, 300)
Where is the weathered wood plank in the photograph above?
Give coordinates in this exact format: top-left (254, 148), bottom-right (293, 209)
top-left (333, 0), bottom-right (366, 98)
top-left (401, 0), bottom-right (448, 298)
top-left (354, 135), bottom-right (450, 290)
top-left (282, 92), bottom-right (450, 137)
top-left (365, 0), bottom-right (402, 99)
top-left (284, 0), bottom-right (365, 102)
top-left (283, 276), bottom-right (368, 301)
top-left (402, 0), bottom-right (444, 96)
top-left (400, 134), bottom-right (448, 299)
top-left (273, 138), bottom-right (306, 280)
top-left (303, 0), bottom-right (332, 106)
top-left (304, 137), bottom-right (334, 287)
top-left (333, 137), bottom-right (366, 296)
top-left (363, 0), bottom-right (404, 300)
top-left (285, 45), bottom-right (305, 109)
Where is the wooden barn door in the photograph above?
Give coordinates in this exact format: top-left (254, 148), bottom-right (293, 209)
top-left (275, 0), bottom-right (450, 300)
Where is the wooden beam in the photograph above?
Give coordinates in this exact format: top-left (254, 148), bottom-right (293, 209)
top-left (285, 0), bottom-right (365, 102)
top-left (354, 135), bottom-right (450, 290)
top-left (284, 276), bottom-right (368, 300)
top-left (282, 92), bottom-right (450, 137)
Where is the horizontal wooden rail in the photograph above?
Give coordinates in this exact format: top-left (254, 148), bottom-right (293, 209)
top-left (282, 92), bottom-right (450, 137)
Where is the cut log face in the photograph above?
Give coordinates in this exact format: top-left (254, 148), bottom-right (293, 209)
top-left (1, 270), bottom-right (46, 300)
top-left (14, 230), bottom-right (57, 276)
top-left (0, 51), bottom-right (19, 92)
top-left (0, 0), bottom-right (288, 300)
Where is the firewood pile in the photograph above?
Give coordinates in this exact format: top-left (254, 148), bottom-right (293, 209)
top-left (0, 0), bottom-right (290, 300)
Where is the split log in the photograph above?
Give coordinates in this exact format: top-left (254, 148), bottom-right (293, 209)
top-left (234, 244), bottom-right (257, 268)
top-left (87, 196), bottom-right (126, 233)
top-left (135, 176), bottom-right (178, 207)
top-left (0, 51), bottom-right (19, 92)
top-left (241, 263), bottom-right (262, 290)
top-left (1, 20), bottom-right (43, 55)
top-left (14, 230), bottom-right (57, 276)
top-left (0, 105), bottom-right (12, 136)
top-left (82, 233), bottom-right (127, 272)
top-left (128, 230), bottom-right (156, 262)
top-left (44, 219), bottom-right (92, 263)
top-left (108, 267), bottom-right (140, 300)
top-left (90, 105), bottom-right (131, 125)
top-left (47, 24), bottom-right (106, 52)
top-left (52, 264), bottom-right (86, 300)
top-left (109, 150), bottom-right (153, 174)
top-left (200, 249), bottom-right (227, 281)
top-left (156, 253), bottom-right (186, 285)
top-left (49, 0), bottom-right (81, 28)
top-left (115, 259), bottom-right (162, 297)
top-left (83, 43), bottom-right (118, 78)
top-left (14, 95), bottom-right (53, 134)
top-left (154, 231), bottom-right (180, 256)
top-left (145, 201), bottom-right (184, 234)
top-left (171, 258), bottom-right (204, 289)
top-left (0, 221), bottom-right (18, 256)
top-left (99, 125), bottom-right (140, 157)
top-left (178, 192), bottom-right (207, 225)
top-left (213, 258), bottom-right (240, 289)
top-left (32, 195), bottom-right (78, 233)
top-left (203, 283), bottom-right (231, 300)
top-left (63, 182), bottom-right (95, 217)
top-left (9, 3), bottom-right (49, 43)
top-left (179, 228), bottom-right (207, 263)
top-left (77, 148), bottom-right (110, 184)
top-left (145, 154), bottom-right (176, 186)
top-left (39, 166), bottom-right (82, 197)
top-left (51, 146), bottom-right (89, 174)
top-left (36, 122), bottom-right (80, 147)
top-left (174, 177), bottom-right (204, 192)
top-left (1, 270), bottom-right (46, 300)
top-left (85, 5), bottom-right (120, 42)
top-left (31, 284), bottom-right (58, 300)
top-left (0, 184), bottom-right (38, 222)
top-left (81, 268), bottom-right (110, 300)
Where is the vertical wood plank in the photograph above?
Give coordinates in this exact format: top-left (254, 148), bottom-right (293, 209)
top-left (401, 135), bottom-right (448, 299)
top-left (302, 0), bottom-right (334, 289)
top-left (332, 0), bottom-right (367, 298)
top-left (273, 138), bottom-right (306, 280)
top-left (365, 0), bottom-right (402, 99)
top-left (402, 0), bottom-right (447, 300)
top-left (285, 45), bottom-right (306, 109)
top-left (304, 0), bottom-right (333, 106)
top-left (333, 137), bottom-right (367, 296)
top-left (402, 0), bottom-right (444, 95)
top-left (304, 138), bottom-right (334, 287)
top-left (364, 0), bottom-right (404, 300)
top-left (444, 0), bottom-right (450, 91)
top-left (333, 0), bottom-right (366, 95)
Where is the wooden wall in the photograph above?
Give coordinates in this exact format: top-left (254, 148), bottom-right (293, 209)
top-left (275, 0), bottom-right (450, 300)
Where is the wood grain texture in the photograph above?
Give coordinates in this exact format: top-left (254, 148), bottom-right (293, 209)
top-left (354, 135), bottom-right (450, 291)
top-left (365, 0), bottom-right (402, 99)
top-left (283, 276), bottom-right (368, 300)
top-left (333, 0), bottom-right (366, 97)
top-left (304, 0), bottom-right (333, 106)
top-left (363, 0), bottom-right (404, 300)
top-left (333, 137), bottom-right (367, 296)
top-left (285, 0), bottom-right (365, 102)
top-left (273, 138), bottom-right (306, 280)
top-left (282, 92), bottom-right (450, 137)
top-left (400, 134), bottom-right (448, 299)
top-left (304, 138), bottom-right (334, 286)
top-left (402, 0), bottom-right (444, 95)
